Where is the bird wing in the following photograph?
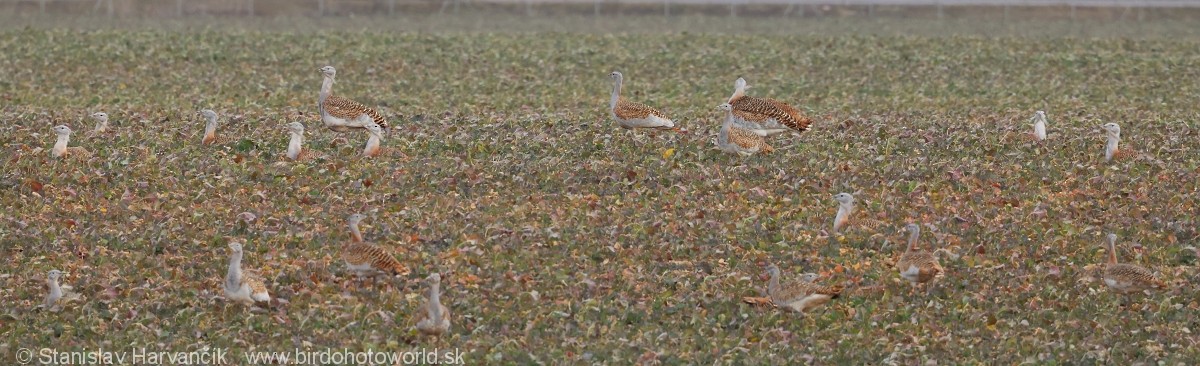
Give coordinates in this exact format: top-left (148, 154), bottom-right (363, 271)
top-left (323, 95), bottom-right (389, 129)
top-left (897, 251), bottom-right (943, 283)
top-left (727, 126), bottom-right (773, 153)
top-left (344, 243), bottom-right (408, 275)
top-left (1105, 264), bottom-right (1165, 289)
top-left (614, 98), bottom-right (667, 120)
top-left (731, 95), bottom-right (811, 132)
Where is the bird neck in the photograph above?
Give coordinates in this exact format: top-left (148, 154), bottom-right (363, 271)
top-left (1107, 241), bottom-right (1118, 265)
top-left (427, 282), bottom-right (443, 320)
top-left (349, 222), bottom-right (364, 243)
top-left (320, 76), bottom-right (334, 101)
top-left (907, 229), bottom-right (920, 251)
top-left (363, 134), bottom-right (381, 156)
top-left (287, 132), bottom-right (303, 159)
top-left (767, 270), bottom-right (780, 295)
top-left (204, 118), bottom-right (218, 137)
top-left (718, 112), bottom-right (734, 142)
top-left (1105, 135), bottom-right (1119, 160)
top-left (226, 251), bottom-right (242, 289)
top-left (47, 276), bottom-right (62, 296)
top-left (834, 203), bottom-right (854, 226)
top-left (609, 78), bottom-right (622, 112)
top-left (54, 134), bottom-right (70, 150)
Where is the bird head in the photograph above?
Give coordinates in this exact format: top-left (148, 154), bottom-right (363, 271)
top-left (1101, 123), bottom-right (1121, 137)
top-left (47, 269), bottom-right (65, 281)
top-left (347, 213), bottom-right (367, 226)
top-left (319, 66), bottom-right (337, 78)
top-left (285, 122), bottom-right (305, 134)
top-left (199, 109), bottom-right (218, 120)
top-left (833, 192), bottom-right (855, 205)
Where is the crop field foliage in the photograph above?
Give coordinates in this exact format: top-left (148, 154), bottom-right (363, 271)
top-left (2, 15), bottom-right (1200, 364)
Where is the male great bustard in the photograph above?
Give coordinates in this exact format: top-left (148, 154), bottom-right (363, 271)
top-left (726, 77), bottom-right (812, 136)
top-left (318, 66), bottom-right (390, 133)
top-left (607, 71), bottom-right (675, 131)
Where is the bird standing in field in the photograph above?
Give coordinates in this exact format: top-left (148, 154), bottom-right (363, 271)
top-left (284, 122), bottom-right (311, 161)
top-left (1099, 233), bottom-right (1166, 304)
top-left (831, 192), bottom-right (887, 235)
top-left (362, 123), bottom-right (384, 158)
top-left (90, 112), bottom-right (110, 134)
top-left (1030, 110), bottom-right (1047, 142)
top-left (726, 77), bottom-right (812, 136)
top-left (607, 71), bottom-right (675, 130)
top-left (224, 242), bottom-right (271, 307)
top-left (43, 269), bottom-right (66, 310)
top-left (200, 109), bottom-right (220, 145)
top-left (50, 125), bottom-right (90, 159)
top-left (318, 66), bottom-right (389, 133)
top-left (764, 264), bottom-right (843, 314)
top-left (715, 103), bottom-right (773, 156)
top-left (1102, 123), bottom-right (1135, 162)
top-left (342, 214), bottom-right (409, 285)
top-left (415, 272), bottom-right (451, 338)
top-left (895, 223), bottom-right (944, 295)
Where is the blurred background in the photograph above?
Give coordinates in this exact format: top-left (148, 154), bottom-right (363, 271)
top-left (2, 0), bottom-right (1199, 25)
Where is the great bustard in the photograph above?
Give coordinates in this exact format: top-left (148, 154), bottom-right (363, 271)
top-left (200, 109), bottom-right (222, 145)
top-left (415, 272), bottom-right (452, 338)
top-left (224, 242), bottom-right (271, 306)
top-left (607, 71), bottom-right (675, 130)
top-left (1101, 123), bottom-right (1135, 162)
top-left (51, 125), bottom-right (90, 158)
top-left (895, 223), bottom-right (944, 295)
top-left (765, 264), bottom-right (843, 314)
top-left (1030, 110), bottom-right (1047, 142)
top-left (1099, 233), bottom-right (1166, 303)
top-left (715, 103), bottom-right (773, 156)
top-left (318, 66), bottom-right (389, 132)
top-left (831, 192), bottom-right (887, 235)
top-left (342, 214), bottom-right (409, 283)
top-left (43, 269), bottom-right (66, 310)
top-left (726, 77), bottom-right (812, 136)
top-left (362, 123), bottom-right (384, 158)
top-left (90, 112), bottom-right (110, 134)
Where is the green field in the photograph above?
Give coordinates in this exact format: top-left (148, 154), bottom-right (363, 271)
top-left (2, 14), bottom-right (1200, 364)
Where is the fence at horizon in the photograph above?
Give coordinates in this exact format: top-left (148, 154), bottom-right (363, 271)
top-left (3, 0), bottom-right (1199, 19)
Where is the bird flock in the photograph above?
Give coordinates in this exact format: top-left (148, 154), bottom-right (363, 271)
top-left (36, 66), bottom-right (1167, 338)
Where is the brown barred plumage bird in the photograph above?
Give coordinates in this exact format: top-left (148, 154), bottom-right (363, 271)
top-left (362, 123), bottom-right (384, 158)
top-left (343, 214), bottom-right (409, 278)
top-left (283, 122), bottom-right (319, 161)
top-left (715, 103), bottom-right (773, 156)
top-left (51, 125), bottom-right (91, 159)
top-left (89, 112), bottom-right (110, 135)
top-left (1100, 233), bottom-right (1166, 301)
top-left (224, 242), bottom-right (271, 306)
top-left (832, 192), bottom-right (888, 234)
top-left (318, 66), bottom-right (389, 132)
top-left (1102, 123), bottom-right (1136, 162)
top-left (895, 223), bottom-right (944, 294)
top-left (765, 264), bottom-right (842, 313)
top-left (726, 77), bottom-right (812, 136)
top-left (199, 109), bottom-right (224, 145)
top-left (608, 71), bottom-right (675, 130)
top-left (415, 272), bottom-right (451, 337)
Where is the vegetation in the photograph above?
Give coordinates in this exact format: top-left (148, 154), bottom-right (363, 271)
top-left (1, 15), bottom-right (1198, 364)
